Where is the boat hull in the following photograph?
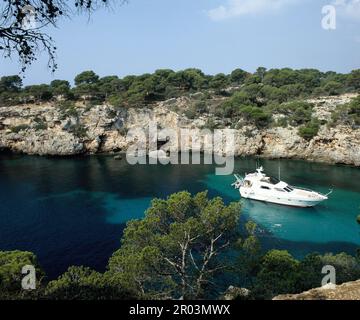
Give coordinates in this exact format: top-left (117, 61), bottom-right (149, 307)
top-left (239, 190), bottom-right (325, 207)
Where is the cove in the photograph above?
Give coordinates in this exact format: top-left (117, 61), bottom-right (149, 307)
top-left (0, 153), bottom-right (359, 279)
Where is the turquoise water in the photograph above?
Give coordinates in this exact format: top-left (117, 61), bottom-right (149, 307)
top-left (0, 153), bottom-right (359, 278)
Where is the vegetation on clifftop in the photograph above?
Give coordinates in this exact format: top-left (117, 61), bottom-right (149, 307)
top-left (0, 68), bottom-right (359, 143)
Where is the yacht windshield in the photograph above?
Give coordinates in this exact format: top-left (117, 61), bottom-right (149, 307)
top-left (269, 176), bottom-right (280, 185)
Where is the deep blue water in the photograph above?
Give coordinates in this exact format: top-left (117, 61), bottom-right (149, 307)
top-left (0, 153), bottom-right (359, 279)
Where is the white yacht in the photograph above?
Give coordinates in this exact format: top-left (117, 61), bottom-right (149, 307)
top-left (232, 167), bottom-right (331, 207)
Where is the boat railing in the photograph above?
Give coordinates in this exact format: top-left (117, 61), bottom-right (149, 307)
top-left (292, 185), bottom-right (332, 197)
top-left (291, 185), bottom-right (315, 192)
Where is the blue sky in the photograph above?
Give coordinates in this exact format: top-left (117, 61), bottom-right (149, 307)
top-left (1, 0), bottom-right (360, 85)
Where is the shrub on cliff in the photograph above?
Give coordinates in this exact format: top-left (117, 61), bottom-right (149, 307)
top-left (331, 96), bottom-right (360, 127)
top-left (250, 250), bottom-right (360, 300)
top-left (56, 101), bottom-right (79, 119)
top-left (239, 106), bottom-right (271, 128)
top-left (10, 124), bottom-right (29, 133)
top-left (0, 68), bottom-right (358, 111)
top-left (24, 84), bottom-right (53, 103)
top-left (271, 101), bottom-right (314, 125)
top-left (251, 250), bottom-right (300, 299)
top-left (298, 119), bottom-right (320, 140)
top-left (45, 266), bottom-right (137, 300)
top-left (185, 101), bottom-right (208, 119)
top-left (69, 124), bottom-right (88, 138)
top-left (347, 69), bottom-right (360, 90)
top-left (107, 94), bottom-right (126, 109)
top-left (34, 118), bottom-right (48, 131)
top-left (322, 81), bottom-right (343, 96)
top-left (50, 80), bottom-right (71, 97)
top-left (0, 250), bottom-right (45, 300)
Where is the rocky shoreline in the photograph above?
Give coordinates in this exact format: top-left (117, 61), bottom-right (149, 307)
top-left (273, 280), bottom-right (360, 300)
top-left (0, 93), bottom-right (359, 166)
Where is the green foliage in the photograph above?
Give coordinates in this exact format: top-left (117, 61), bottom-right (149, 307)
top-left (281, 83), bottom-right (306, 98)
top-left (261, 85), bottom-right (288, 103)
top-left (108, 191), bottom-right (241, 299)
top-left (194, 101), bottom-right (207, 114)
top-left (218, 89), bottom-right (271, 127)
top-left (252, 250), bottom-right (300, 299)
top-left (239, 106), bottom-right (271, 128)
top-left (55, 101), bottom-right (87, 137)
top-left (24, 84), bottom-right (53, 102)
top-left (274, 117), bottom-right (288, 128)
top-left (74, 70), bottom-right (99, 86)
top-left (298, 118), bottom-right (320, 140)
top-left (202, 118), bottom-right (219, 130)
top-left (297, 252), bottom-right (360, 293)
top-left (236, 221), bottom-right (261, 287)
top-left (98, 76), bottom-right (123, 98)
top-left (184, 108), bottom-right (196, 119)
top-left (185, 101), bottom-right (208, 119)
top-left (33, 117), bottom-right (48, 131)
top-left (255, 67), bottom-right (267, 81)
top-left (241, 84), bottom-right (262, 102)
top-left (268, 100), bottom-right (316, 131)
top-left (0, 75), bottom-right (24, 106)
top-left (46, 266), bottom-right (137, 300)
top-left (107, 94), bottom-right (125, 108)
top-left (0, 75), bottom-right (22, 92)
top-left (251, 250), bottom-right (360, 299)
top-left (322, 81), bottom-right (342, 96)
top-left (69, 124), bottom-right (88, 138)
top-left (50, 80), bottom-right (71, 97)
top-left (271, 101), bottom-right (313, 123)
top-left (347, 69), bottom-right (360, 90)
top-left (10, 124), bottom-right (29, 133)
top-left (56, 101), bottom-right (79, 119)
top-left (209, 73), bottom-right (229, 93)
top-left (0, 250), bottom-right (44, 300)
top-left (168, 68), bottom-right (206, 92)
top-left (331, 96), bottom-right (360, 127)
top-left (220, 92), bottom-right (249, 118)
top-left (0, 68), bottom-right (358, 111)
top-left (230, 69), bottom-right (249, 84)
top-left (357, 214), bottom-right (360, 225)
top-left (1, 191), bottom-right (360, 301)
top-left (263, 68), bottom-right (295, 86)
top-left (73, 71), bottom-right (101, 100)
top-left (320, 253), bottom-right (360, 283)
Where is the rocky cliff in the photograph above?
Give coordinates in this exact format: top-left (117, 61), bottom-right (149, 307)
top-left (0, 93), bottom-right (359, 166)
top-left (273, 280), bottom-right (360, 300)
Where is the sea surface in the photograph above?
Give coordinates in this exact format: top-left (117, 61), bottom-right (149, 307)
top-left (0, 153), bottom-right (359, 279)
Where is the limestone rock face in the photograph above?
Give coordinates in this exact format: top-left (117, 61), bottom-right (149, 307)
top-left (21, 130), bottom-right (84, 156)
top-left (309, 93), bottom-right (357, 122)
top-left (261, 127), bottom-right (304, 159)
top-left (273, 280), bottom-right (360, 300)
top-left (0, 94), bottom-right (359, 167)
top-left (221, 286), bottom-right (250, 300)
